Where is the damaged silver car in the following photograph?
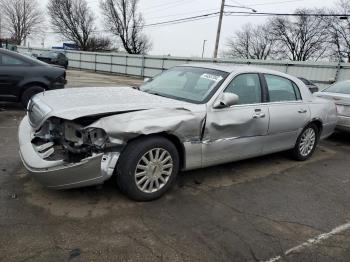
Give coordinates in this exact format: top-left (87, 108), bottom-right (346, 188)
top-left (18, 64), bottom-right (338, 201)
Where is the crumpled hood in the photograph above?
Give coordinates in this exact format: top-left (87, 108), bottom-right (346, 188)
top-left (30, 86), bottom-right (193, 127)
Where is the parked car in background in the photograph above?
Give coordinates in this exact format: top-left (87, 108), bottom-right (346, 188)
top-left (37, 51), bottom-right (69, 69)
top-left (0, 49), bottom-right (66, 107)
top-left (20, 51), bottom-right (38, 58)
top-left (19, 64), bottom-right (337, 201)
top-left (298, 77), bottom-right (319, 93)
top-left (314, 80), bottom-right (350, 132)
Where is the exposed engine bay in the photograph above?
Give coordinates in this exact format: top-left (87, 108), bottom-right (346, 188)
top-left (32, 117), bottom-right (110, 162)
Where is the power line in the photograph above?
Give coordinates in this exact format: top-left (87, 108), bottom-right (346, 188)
top-left (144, 12), bottom-right (220, 28)
top-left (43, 10), bottom-right (350, 35)
top-left (145, 8), bottom-right (218, 22)
top-left (224, 11), bottom-right (350, 17)
top-left (44, 12), bottom-right (220, 34)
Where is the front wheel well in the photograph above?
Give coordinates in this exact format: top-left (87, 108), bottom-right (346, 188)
top-left (20, 82), bottom-right (48, 97)
top-left (126, 133), bottom-right (185, 170)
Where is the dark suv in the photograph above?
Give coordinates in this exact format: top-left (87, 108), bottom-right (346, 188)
top-left (37, 51), bottom-right (69, 69)
top-left (0, 49), bottom-right (66, 107)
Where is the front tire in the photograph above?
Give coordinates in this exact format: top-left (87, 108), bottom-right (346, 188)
top-left (292, 123), bottom-right (319, 161)
top-left (116, 136), bottom-right (179, 201)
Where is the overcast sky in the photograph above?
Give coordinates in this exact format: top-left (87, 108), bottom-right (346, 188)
top-left (32, 0), bottom-right (339, 57)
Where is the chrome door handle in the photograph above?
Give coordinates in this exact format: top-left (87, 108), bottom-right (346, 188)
top-left (253, 113), bottom-right (266, 119)
top-left (298, 109), bottom-right (307, 113)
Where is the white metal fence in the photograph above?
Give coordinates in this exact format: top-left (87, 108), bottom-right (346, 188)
top-left (17, 46), bottom-right (350, 89)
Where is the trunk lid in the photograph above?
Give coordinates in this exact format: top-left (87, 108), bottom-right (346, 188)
top-left (315, 92), bottom-right (350, 116)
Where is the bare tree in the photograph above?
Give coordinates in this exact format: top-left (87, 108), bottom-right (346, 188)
top-left (47, 0), bottom-right (95, 51)
top-left (269, 9), bottom-right (330, 61)
top-left (226, 23), bottom-right (275, 59)
top-left (86, 36), bottom-right (113, 51)
top-left (100, 0), bottom-right (151, 54)
top-left (327, 0), bottom-right (350, 62)
top-left (0, 0), bottom-right (44, 45)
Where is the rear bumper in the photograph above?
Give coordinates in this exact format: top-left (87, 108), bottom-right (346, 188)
top-left (18, 116), bottom-right (119, 189)
top-left (336, 115), bottom-right (350, 132)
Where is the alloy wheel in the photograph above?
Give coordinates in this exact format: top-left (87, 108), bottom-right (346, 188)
top-left (299, 127), bottom-right (316, 157)
top-left (134, 148), bottom-right (173, 193)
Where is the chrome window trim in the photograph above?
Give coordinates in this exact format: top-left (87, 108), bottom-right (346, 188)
top-left (208, 71), bottom-right (263, 110)
top-left (263, 73), bottom-right (303, 102)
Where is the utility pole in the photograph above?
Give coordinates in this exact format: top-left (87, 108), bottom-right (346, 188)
top-left (214, 0), bottom-right (225, 58)
top-left (202, 40), bottom-right (207, 58)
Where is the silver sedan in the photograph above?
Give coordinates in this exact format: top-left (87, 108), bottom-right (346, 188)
top-left (18, 64), bottom-right (337, 201)
top-left (315, 80), bottom-right (350, 132)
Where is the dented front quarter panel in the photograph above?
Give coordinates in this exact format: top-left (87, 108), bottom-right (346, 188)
top-left (89, 106), bottom-right (206, 142)
top-left (88, 105), bottom-right (207, 170)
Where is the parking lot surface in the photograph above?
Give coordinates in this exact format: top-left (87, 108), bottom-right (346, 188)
top-left (1, 70), bottom-right (350, 262)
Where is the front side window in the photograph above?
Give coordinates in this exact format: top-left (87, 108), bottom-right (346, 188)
top-left (265, 74), bottom-right (301, 102)
top-left (224, 73), bottom-right (262, 105)
top-left (0, 54), bottom-right (28, 66)
top-left (140, 66), bottom-right (229, 104)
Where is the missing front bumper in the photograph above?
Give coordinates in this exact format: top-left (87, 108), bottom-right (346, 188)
top-left (18, 116), bottom-right (119, 189)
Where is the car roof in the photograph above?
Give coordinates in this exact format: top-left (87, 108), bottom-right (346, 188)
top-left (179, 63), bottom-right (297, 79)
top-left (178, 63), bottom-right (313, 100)
top-left (0, 48), bottom-right (46, 66)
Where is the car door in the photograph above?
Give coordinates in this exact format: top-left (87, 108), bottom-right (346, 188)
top-left (262, 74), bottom-right (310, 153)
top-left (202, 73), bottom-right (270, 167)
top-left (0, 53), bottom-right (29, 101)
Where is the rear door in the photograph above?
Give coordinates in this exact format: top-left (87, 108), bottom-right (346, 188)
top-left (0, 53), bottom-right (29, 101)
top-left (203, 73), bottom-right (270, 167)
top-left (262, 74), bottom-right (310, 153)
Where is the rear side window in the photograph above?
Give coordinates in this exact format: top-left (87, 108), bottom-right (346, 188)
top-left (265, 74), bottom-right (301, 102)
top-left (224, 73), bottom-right (262, 105)
top-left (0, 54), bottom-right (28, 66)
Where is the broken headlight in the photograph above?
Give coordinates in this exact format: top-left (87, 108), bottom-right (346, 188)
top-left (86, 127), bottom-right (108, 149)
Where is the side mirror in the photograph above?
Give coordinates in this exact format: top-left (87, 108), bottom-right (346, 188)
top-left (144, 77), bottom-right (152, 83)
top-left (213, 93), bottom-right (239, 109)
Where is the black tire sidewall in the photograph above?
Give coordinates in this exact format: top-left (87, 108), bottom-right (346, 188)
top-left (21, 86), bottom-right (45, 108)
top-left (116, 136), bottom-right (180, 201)
top-left (293, 123), bottom-right (319, 161)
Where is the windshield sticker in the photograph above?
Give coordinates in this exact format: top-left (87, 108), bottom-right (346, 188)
top-left (200, 74), bottom-right (223, 82)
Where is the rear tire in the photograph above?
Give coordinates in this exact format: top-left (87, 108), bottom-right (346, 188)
top-left (21, 86), bottom-right (45, 108)
top-left (291, 123), bottom-right (319, 161)
top-left (116, 136), bottom-right (179, 201)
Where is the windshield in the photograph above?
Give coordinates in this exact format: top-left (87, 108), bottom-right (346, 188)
top-left (140, 66), bottom-right (229, 103)
top-left (323, 81), bottom-right (350, 94)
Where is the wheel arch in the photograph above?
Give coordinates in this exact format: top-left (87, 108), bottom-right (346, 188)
top-left (126, 132), bottom-right (186, 170)
top-left (309, 118), bottom-right (323, 137)
top-left (20, 82), bottom-right (48, 98)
